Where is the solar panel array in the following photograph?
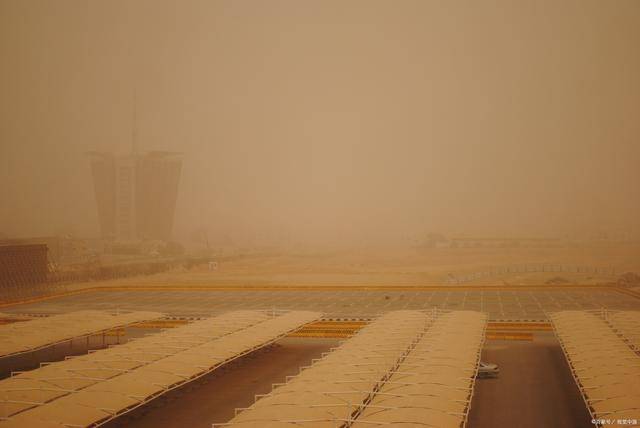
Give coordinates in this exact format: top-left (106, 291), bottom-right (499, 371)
top-left (0, 310), bottom-right (267, 419)
top-left (352, 311), bottom-right (486, 427)
top-left (550, 310), bottom-right (640, 425)
top-left (0, 310), bottom-right (162, 358)
top-left (0, 310), bottom-right (320, 427)
top-left (606, 310), bottom-right (640, 352)
top-left (223, 309), bottom-right (487, 428)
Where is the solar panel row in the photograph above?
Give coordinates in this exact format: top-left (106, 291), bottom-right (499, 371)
top-left (551, 311), bottom-right (640, 425)
top-left (606, 311), bottom-right (640, 352)
top-left (226, 310), bottom-right (429, 427)
top-left (223, 309), bottom-right (487, 428)
top-left (0, 310), bottom-right (268, 419)
top-left (0, 310), bottom-right (163, 358)
top-left (0, 310), bottom-right (320, 427)
top-left (351, 311), bottom-right (486, 427)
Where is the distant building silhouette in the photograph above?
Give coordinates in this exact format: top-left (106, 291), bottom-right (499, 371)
top-left (88, 152), bottom-right (182, 241)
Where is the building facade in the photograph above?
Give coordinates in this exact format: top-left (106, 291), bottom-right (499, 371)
top-left (89, 152), bottom-right (182, 241)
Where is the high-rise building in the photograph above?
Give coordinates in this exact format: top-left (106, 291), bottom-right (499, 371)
top-left (89, 151), bottom-right (182, 241)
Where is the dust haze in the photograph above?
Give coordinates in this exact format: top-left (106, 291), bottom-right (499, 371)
top-left (1, 0), bottom-right (639, 247)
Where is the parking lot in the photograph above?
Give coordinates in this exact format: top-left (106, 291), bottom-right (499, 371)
top-left (2, 288), bottom-right (635, 427)
top-left (468, 333), bottom-right (591, 428)
top-left (4, 287), bottom-right (639, 320)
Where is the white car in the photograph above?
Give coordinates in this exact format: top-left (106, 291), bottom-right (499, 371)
top-left (477, 361), bottom-right (499, 378)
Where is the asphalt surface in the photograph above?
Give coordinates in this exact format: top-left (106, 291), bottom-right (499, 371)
top-left (468, 333), bottom-right (592, 428)
top-left (4, 288), bottom-right (640, 320)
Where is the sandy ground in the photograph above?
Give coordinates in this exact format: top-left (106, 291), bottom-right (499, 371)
top-left (105, 338), bottom-right (339, 428)
top-left (53, 244), bottom-right (640, 294)
top-left (468, 333), bottom-right (591, 428)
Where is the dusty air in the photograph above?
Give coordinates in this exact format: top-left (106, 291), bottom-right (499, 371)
top-left (1, 1), bottom-right (639, 427)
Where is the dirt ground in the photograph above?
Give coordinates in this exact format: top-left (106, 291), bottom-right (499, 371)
top-left (56, 244), bottom-right (640, 293)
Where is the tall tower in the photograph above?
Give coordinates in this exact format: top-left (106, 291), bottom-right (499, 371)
top-left (134, 151), bottom-right (182, 241)
top-left (88, 152), bottom-right (182, 241)
top-left (115, 155), bottom-right (137, 240)
top-left (89, 89), bottom-right (182, 241)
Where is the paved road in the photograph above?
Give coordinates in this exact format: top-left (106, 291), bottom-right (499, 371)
top-left (468, 333), bottom-right (592, 428)
top-left (4, 288), bottom-right (640, 320)
top-left (105, 338), bottom-right (339, 428)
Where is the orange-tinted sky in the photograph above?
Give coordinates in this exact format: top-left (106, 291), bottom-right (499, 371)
top-left (1, 0), bottom-right (639, 245)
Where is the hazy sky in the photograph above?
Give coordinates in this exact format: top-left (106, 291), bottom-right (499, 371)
top-left (1, 0), bottom-right (639, 244)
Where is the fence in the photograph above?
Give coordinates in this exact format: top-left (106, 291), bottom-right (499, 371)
top-left (0, 253), bottom-right (209, 304)
top-left (446, 264), bottom-right (617, 284)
